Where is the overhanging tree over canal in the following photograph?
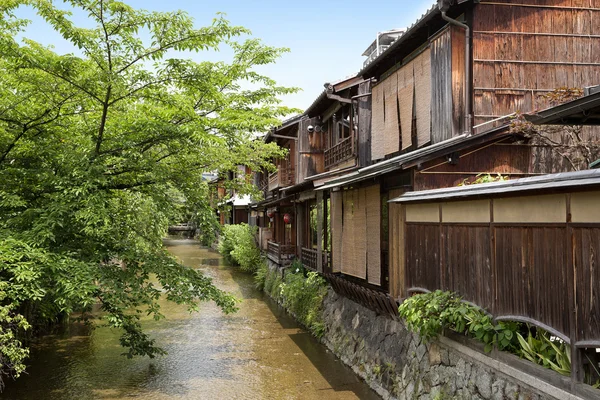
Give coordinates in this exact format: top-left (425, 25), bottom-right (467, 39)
top-left (0, 0), bottom-right (293, 386)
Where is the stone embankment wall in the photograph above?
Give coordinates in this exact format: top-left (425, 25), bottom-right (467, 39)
top-left (319, 290), bottom-right (586, 400)
top-left (261, 261), bottom-right (589, 400)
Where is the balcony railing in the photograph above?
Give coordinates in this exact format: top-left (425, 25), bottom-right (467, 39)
top-left (363, 45), bottom-right (391, 68)
top-left (280, 165), bottom-right (295, 187)
top-left (267, 240), bottom-right (295, 265)
top-left (324, 136), bottom-right (353, 169)
top-left (267, 165), bottom-right (295, 191)
top-left (268, 171), bottom-right (278, 191)
top-left (301, 247), bottom-right (318, 271)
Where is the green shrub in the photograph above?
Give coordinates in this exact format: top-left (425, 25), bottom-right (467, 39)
top-left (254, 261), bottom-right (268, 291)
top-left (218, 224), bottom-right (262, 272)
top-left (257, 260), bottom-right (328, 338)
top-left (279, 261), bottom-right (328, 338)
top-left (399, 290), bottom-right (572, 377)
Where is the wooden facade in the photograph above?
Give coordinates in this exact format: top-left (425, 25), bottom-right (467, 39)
top-left (246, 2), bottom-right (600, 391)
top-left (392, 184), bottom-right (600, 388)
top-left (472, 0), bottom-right (600, 126)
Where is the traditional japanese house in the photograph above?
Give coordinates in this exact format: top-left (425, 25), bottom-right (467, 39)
top-left (252, 115), bottom-right (302, 265)
top-left (314, 0), bottom-right (600, 303)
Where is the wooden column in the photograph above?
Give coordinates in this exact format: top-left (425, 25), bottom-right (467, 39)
top-left (357, 80), bottom-right (372, 167)
top-left (316, 190), bottom-right (324, 273)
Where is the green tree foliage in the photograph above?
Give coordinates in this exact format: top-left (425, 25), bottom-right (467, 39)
top-left (0, 0), bottom-right (295, 385)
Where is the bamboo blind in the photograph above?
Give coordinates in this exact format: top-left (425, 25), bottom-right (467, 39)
top-left (341, 190), bottom-right (361, 277)
top-left (353, 188), bottom-right (368, 279)
top-left (398, 64), bottom-right (414, 151)
top-left (384, 72), bottom-right (400, 154)
top-left (371, 82), bottom-right (386, 161)
top-left (366, 184), bottom-right (381, 286)
top-left (331, 191), bottom-right (343, 273)
top-left (414, 50), bottom-right (432, 147)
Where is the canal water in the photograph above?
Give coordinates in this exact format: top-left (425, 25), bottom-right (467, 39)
top-left (3, 238), bottom-right (380, 400)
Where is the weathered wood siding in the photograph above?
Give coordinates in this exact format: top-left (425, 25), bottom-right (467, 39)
top-left (472, 0), bottom-right (600, 127)
top-left (412, 141), bottom-right (532, 191)
top-left (430, 28), bottom-right (454, 143)
top-left (298, 117), bottom-right (325, 181)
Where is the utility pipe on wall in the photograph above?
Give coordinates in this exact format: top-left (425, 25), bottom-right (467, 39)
top-left (440, 10), bottom-right (473, 135)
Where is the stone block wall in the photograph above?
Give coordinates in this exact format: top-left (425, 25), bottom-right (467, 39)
top-left (320, 289), bottom-right (584, 400)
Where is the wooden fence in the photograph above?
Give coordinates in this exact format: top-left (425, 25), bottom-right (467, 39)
top-left (398, 190), bottom-right (600, 385)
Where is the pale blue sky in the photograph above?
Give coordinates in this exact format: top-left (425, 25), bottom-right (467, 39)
top-left (14, 0), bottom-right (434, 111)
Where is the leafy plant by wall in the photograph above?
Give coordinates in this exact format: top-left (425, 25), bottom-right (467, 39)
top-left (260, 261), bottom-right (328, 338)
top-left (399, 290), bottom-right (571, 377)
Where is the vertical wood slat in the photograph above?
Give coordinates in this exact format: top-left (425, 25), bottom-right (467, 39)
top-left (573, 227), bottom-right (600, 342)
top-left (406, 224), bottom-right (441, 291)
top-left (430, 28), bottom-right (453, 144)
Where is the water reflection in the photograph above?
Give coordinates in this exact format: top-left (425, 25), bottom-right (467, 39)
top-left (3, 239), bottom-right (379, 400)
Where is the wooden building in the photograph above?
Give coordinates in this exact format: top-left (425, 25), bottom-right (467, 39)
top-left (247, 1), bottom-right (600, 392)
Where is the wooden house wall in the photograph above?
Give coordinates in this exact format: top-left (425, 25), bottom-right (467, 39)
top-left (396, 190), bottom-right (600, 345)
top-left (298, 117), bottom-right (325, 181)
top-left (412, 141), bottom-right (532, 191)
top-left (472, 0), bottom-right (600, 127)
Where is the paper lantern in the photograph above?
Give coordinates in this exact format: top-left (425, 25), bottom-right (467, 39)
top-left (283, 213), bottom-right (292, 224)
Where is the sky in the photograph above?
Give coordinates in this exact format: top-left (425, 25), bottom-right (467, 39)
top-left (13, 0), bottom-right (435, 112)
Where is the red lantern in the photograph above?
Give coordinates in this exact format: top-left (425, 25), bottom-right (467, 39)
top-left (283, 213), bottom-right (292, 224)
top-left (266, 209), bottom-right (274, 218)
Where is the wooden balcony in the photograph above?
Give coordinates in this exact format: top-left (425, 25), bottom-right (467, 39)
top-left (266, 240), bottom-right (295, 265)
top-left (267, 166), bottom-right (295, 191)
top-left (324, 136), bottom-right (353, 169)
top-left (268, 171), bottom-right (278, 191)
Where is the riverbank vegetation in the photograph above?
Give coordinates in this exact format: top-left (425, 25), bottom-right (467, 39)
top-left (218, 224), bottom-right (263, 273)
top-left (0, 0), bottom-right (296, 387)
top-left (399, 290), bottom-right (579, 380)
top-left (258, 261), bottom-right (328, 338)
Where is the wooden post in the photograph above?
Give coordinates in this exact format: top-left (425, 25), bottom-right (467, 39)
top-left (357, 81), bottom-right (372, 167)
top-left (566, 194), bottom-right (584, 388)
top-left (316, 190), bottom-right (324, 273)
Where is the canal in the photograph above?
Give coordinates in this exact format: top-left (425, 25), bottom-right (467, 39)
top-left (3, 238), bottom-right (380, 400)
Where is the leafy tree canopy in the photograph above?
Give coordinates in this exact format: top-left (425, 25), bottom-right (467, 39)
top-left (0, 0), bottom-right (295, 387)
